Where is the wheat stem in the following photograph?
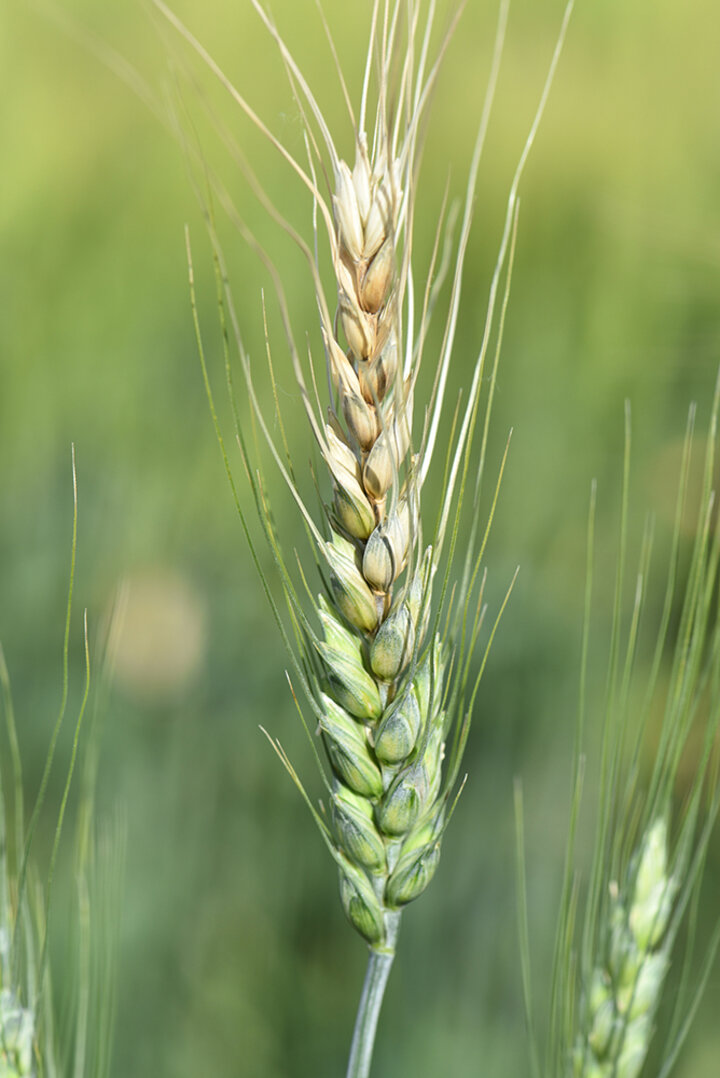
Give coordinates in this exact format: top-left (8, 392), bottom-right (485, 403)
top-left (346, 912), bottom-right (401, 1078)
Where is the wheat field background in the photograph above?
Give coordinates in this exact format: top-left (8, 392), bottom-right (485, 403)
top-left (2, 1), bottom-right (720, 1075)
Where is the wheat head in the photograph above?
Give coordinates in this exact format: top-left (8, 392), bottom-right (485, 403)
top-left (573, 818), bottom-right (677, 1078)
top-left (158, 0), bottom-right (573, 1073)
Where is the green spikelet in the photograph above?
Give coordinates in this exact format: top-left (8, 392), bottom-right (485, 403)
top-left (412, 638), bottom-right (445, 724)
top-left (377, 763), bottom-right (430, 837)
top-left (386, 841), bottom-right (441, 908)
top-left (317, 597), bottom-right (383, 720)
top-left (319, 694), bottom-right (384, 799)
top-left (386, 813), bottom-right (443, 908)
top-left (374, 686), bottom-right (421, 765)
top-left (332, 784), bottom-right (387, 874)
top-left (628, 819), bottom-right (675, 951)
top-left (370, 604), bottom-right (415, 681)
top-left (339, 859), bottom-right (386, 947)
top-left (318, 642), bottom-right (383, 722)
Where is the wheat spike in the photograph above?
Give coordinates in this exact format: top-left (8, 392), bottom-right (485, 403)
top-left (317, 89), bottom-right (448, 950)
top-left (159, 0), bottom-right (574, 1072)
top-left (573, 819), bottom-right (677, 1078)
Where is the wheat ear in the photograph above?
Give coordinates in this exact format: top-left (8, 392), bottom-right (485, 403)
top-left (156, 0), bottom-right (574, 1074)
top-left (573, 818), bottom-right (677, 1078)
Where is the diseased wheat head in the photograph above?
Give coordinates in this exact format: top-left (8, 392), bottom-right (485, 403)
top-left (165, 0), bottom-right (510, 950)
top-left (162, 0), bottom-right (570, 949)
top-left (155, 0), bottom-right (572, 1073)
top-left (305, 30), bottom-right (455, 950)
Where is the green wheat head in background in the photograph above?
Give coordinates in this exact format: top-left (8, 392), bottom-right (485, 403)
top-left (526, 392), bottom-right (720, 1078)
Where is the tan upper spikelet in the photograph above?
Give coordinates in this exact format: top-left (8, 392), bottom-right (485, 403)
top-left (326, 133), bottom-right (416, 578)
top-left (332, 137), bottom-right (400, 373)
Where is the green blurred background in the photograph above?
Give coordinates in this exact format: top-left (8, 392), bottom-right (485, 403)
top-left (2, 0), bottom-right (720, 1074)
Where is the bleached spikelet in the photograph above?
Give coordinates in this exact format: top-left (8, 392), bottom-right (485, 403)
top-left (326, 534), bottom-right (379, 633)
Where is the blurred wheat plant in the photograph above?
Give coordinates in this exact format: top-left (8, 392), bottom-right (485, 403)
top-left (153, 0), bottom-right (571, 1073)
top-left (517, 391), bottom-right (720, 1078)
top-left (0, 462), bottom-right (123, 1078)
